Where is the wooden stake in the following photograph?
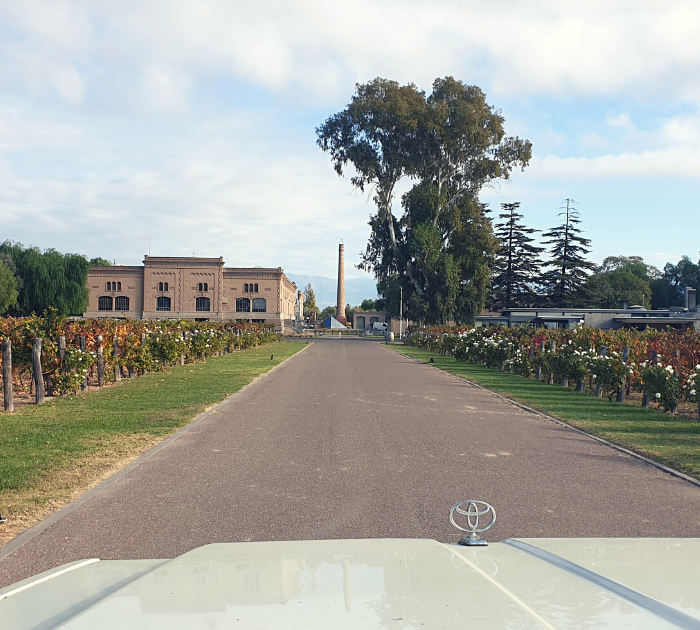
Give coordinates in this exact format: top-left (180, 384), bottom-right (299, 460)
top-left (32, 338), bottom-right (45, 405)
top-left (113, 336), bottom-right (121, 381)
top-left (2, 339), bottom-right (13, 412)
top-left (97, 335), bottom-right (105, 386)
top-left (79, 336), bottom-right (89, 391)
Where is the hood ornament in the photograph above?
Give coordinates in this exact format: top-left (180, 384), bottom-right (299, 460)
top-left (450, 501), bottom-right (496, 546)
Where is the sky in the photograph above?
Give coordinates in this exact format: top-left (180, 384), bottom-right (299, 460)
top-left (1, 1), bottom-right (699, 291)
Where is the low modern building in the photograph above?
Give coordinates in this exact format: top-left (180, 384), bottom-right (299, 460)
top-left (476, 291), bottom-right (700, 332)
top-left (84, 256), bottom-right (304, 330)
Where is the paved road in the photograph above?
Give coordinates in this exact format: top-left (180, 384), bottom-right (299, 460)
top-left (2, 338), bottom-right (700, 587)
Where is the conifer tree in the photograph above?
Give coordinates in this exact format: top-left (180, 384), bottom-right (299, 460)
top-left (489, 202), bottom-right (544, 309)
top-left (539, 199), bottom-right (594, 307)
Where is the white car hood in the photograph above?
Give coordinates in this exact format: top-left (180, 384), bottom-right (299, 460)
top-left (2, 537), bottom-right (700, 629)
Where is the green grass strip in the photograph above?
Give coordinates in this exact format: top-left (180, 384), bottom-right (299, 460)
top-left (392, 344), bottom-right (700, 479)
top-left (0, 341), bottom-right (306, 533)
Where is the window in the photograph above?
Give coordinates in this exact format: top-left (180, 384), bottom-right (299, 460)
top-left (117, 282), bottom-right (121, 291)
top-left (254, 283), bottom-right (258, 292)
top-left (204, 282), bottom-right (208, 292)
top-left (158, 282), bottom-right (163, 291)
top-left (252, 298), bottom-right (266, 312)
top-left (370, 317), bottom-right (379, 325)
top-left (115, 296), bottom-right (130, 311)
top-left (356, 316), bottom-right (366, 329)
top-left (196, 297), bottom-right (211, 312)
top-left (198, 282), bottom-right (208, 292)
top-left (236, 297), bottom-right (250, 312)
top-left (156, 296), bottom-right (171, 311)
top-left (164, 282), bottom-right (168, 291)
top-left (98, 296), bottom-right (113, 311)
top-left (244, 283), bottom-right (249, 292)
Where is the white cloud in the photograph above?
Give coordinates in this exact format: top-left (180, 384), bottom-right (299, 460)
top-left (2, 1), bottom-right (700, 106)
top-left (607, 113), bottom-right (635, 129)
top-left (530, 146), bottom-right (700, 179)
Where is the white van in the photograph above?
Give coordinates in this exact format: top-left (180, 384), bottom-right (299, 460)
top-left (372, 321), bottom-right (388, 331)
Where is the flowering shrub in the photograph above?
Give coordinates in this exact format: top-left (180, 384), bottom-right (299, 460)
top-left (641, 362), bottom-right (681, 412)
top-left (51, 347), bottom-right (96, 394)
top-left (684, 365), bottom-right (700, 404)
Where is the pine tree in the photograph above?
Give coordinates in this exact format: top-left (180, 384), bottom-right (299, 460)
top-left (539, 199), bottom-right (594, 307)
top-left (489, 202), bottom-right (544, 309)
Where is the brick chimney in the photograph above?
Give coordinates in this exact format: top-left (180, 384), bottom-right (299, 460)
top-left (336, 243), bottom-right (347, 325)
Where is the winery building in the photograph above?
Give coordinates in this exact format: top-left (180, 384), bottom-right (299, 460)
top-left (84, 256), bottom-right (304, 330)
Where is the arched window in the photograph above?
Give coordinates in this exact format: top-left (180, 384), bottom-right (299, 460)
top-left (236, 297), bottom-right (250, 312)
top-left (117, 282), bottom-right (121, 291)
top-left (198, 283), bottom-right (203, 291)
top-left (196, 297), bottom-right (211, 312)
top-left (98, 296), bottom-right (113, 311)
top-left (252, 298), bottom-right (266, 312)
top-left (115, 296), bottom-right (130, 311)
top-left (244, 283), bottom-right (249, 293)
top-left (254, 283), bottom-right (258, 293)
top-left (106, 282), bottom-right (111, 291)
top-left (164, 282), bottom-right (168, 291)
top-left (158, 282), bottom-right (163, 291)
top-left (204, 283), bottom-right (208, 292)
top-left (156, 296), bottom-right (171, 311)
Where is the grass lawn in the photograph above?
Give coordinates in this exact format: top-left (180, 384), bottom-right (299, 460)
top-left (391, 344), bottom-right (700, 480)
top-left (0, 341), bottom-right (307, 545)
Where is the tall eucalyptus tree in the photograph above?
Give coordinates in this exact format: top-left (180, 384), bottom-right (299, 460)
top-left (317, 77), bottom-right (532, 324)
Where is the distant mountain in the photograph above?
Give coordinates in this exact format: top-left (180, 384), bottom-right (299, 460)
top-left (286, 273), bottom-right (378, 308)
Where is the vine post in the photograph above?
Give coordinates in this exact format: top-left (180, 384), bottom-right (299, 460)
top-left (97, 335), bottom-right (105, 386)
top-left (79, 336), bottom-right (89, 391)
top-left (2, 339), bottom-right (13, 412)
top-left (58, 335), bottom-right (66, 374)
top-left (595, 347), bottom-right (607, 397)
top-left (140, 333), bottom-right (147, 375)
top-left (642, 350), bottom-right (657, 408)
top-left (616, 347), bottom-right (630, 403)
top-left (535, 340), bottom-right (545, 380)
top-left (32, 338), bottom-right (45, 405)
top-left (548, 341), bottom-right (556, 384)
top-left (113, 336), bottom-right (121, 382)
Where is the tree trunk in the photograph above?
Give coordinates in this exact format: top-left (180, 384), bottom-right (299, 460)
top-left (2, 339), bottom-right (13, 412)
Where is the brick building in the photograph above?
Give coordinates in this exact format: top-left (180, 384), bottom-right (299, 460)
top-left (84, 256), bottom-right (304, 330)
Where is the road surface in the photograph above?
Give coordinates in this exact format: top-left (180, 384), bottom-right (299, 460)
top-left (2, 338), bottom-right (699, 587)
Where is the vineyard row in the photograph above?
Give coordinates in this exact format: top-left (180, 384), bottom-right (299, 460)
top-left (0, 312), bottom-right (280, 410)
top-left (405, 325), bottom-right (700, 419)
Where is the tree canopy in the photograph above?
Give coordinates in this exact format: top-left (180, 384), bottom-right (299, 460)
top-left (317, 77), bottom-right (531, 324)
top-left (302, 283), bottom-right (320, 317)
top-left (538, 199), bottom-right (594, 307)
top-left (489, 202), bottom-right (543, 309)
top-left (0, 241), bottom-right (90, 316)
top-left (89, 257), bottom-right (112, 266)
top-left (0, 258), bottom-right (19, 314)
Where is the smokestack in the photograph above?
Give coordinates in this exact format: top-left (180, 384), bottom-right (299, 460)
top-left (336, 243), bottom-right (346, 324)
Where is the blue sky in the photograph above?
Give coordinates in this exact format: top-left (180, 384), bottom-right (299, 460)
top-left (1, 0), bottom-right (699, 289)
